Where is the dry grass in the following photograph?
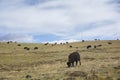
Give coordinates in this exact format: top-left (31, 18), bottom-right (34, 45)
top-left (0, 40), bottom-right (120, 80)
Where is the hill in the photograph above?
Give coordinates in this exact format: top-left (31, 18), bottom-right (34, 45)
top-left (0, 40), bottom-right (120, 80)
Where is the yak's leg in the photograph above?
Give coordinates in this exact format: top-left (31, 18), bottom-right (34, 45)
top-left (76, 61), bottom-right (78, 66)
top-left (71, 62), bottom-right (74, 67)
top-left (67, 62), bottom-right (71, 67)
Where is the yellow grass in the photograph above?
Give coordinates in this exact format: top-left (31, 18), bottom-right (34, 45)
top-left (0, 40), bottom-right (120, 80)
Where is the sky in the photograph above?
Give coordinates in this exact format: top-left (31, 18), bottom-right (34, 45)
top-left (0, 0), bottom-right (120, 43)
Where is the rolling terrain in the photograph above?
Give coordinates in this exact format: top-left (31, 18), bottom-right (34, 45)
top-left (0, 40), bottom-right (120, 80)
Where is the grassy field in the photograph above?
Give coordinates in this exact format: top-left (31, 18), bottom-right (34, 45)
top-left (0, 40), bottom-right (120, 80)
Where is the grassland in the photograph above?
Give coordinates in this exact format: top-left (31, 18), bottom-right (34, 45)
top-left (0, 40), bottom-right (120, 80)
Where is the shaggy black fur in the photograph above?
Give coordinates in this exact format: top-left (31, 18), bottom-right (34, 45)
top-left (67, 51), bottom-right (81, 67)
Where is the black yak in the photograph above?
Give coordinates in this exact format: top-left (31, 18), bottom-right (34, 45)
top-left (67, 51), bottom-right (81, 67)
top-left (69, 45), bottom-right (72, 48)
top-left (24, 47), bottom-right (30, 50)
top-left (97, 44), bottom-right (102, 47)
top-left (17, 44), bottom-right (21, 46)
top-left (86, 45), bottom-right (91, 49)
top-left (82, 40), bottom-right (85, 42)
top-left (108, 42), bottom-right (112, 44)
top-left (34, 47), bottom-right (38, 50)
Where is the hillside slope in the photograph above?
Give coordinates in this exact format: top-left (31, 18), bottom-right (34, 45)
top-left (0, 40), bottom-right (120, 80)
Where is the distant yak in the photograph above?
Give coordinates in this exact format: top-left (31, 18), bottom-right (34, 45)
top-left (86, 45), bottom-right (92, 49)
top-left (17, 44), bottom-right (21, 46)
top-left (69, 45), bottom-right (72, 48)
top-left (67, 51), bottom-right (81, 67)
top-left (44, 42), bottom-right (49, 45)
top-left (34, 47), bottom-right (38, 50)
top-left (97, 44), bottom-right (102, 47)
top-left (108, 42), bottom-right (112, 44)
top-left (82, 40), bottom-right (85, 42)
top-left (24, 47), bottom-right (30, 50)
top-left (94, 44), bottom-right (102, 48)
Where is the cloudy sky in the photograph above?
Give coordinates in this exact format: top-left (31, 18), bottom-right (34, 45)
top-left (0, 0), bottom-right (120, 43)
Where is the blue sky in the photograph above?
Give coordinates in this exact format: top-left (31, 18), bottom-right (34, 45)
top-left (0, 0), bottom-right (120, 43)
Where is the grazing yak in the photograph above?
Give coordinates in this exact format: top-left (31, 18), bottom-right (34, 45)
top-left (24, 47), bottom-right (30, 50)
top-left (69, 45), bottom-right (72, 48)
top-left (67, 51), bottom-right (81, 67)
top-left (82, 40), bottom-right (85, 42)
top-left (17, 44), bottom-right (21, 46)
top-left (108, 42), bottom-right (112, 44)
top-left (86, 45), bottom-right (92, 49)
top-left (34, 47), bottom-right (38, 50)
top-left (94, 44), bottom-right (102, 48)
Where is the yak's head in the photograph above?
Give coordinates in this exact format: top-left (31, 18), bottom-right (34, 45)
top-left (67, 62), bottom-right (71, 67)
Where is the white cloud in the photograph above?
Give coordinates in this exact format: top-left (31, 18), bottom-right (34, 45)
top-left (0, 33), bottom-right (34, 42)
top-left (0, 0), bottom-right (120, 42)
top-left (42, 39), bottom-right (79, 44)
top-left (66, 22), bottom-right (120, 40)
